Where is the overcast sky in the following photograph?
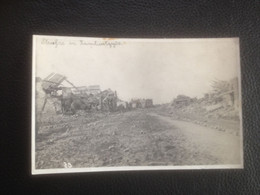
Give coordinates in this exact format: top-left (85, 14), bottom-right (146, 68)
top-left (35, 36), bottom-right (240, 104)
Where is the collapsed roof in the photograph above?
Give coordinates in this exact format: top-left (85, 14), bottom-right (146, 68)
top-left (41, 73), bottom-right (66, 92)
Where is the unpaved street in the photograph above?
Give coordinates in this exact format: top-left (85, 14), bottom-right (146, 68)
top-left (36, 109), bottom-right (242, 169)
top-left (148, 113), bottom-right (242, 165)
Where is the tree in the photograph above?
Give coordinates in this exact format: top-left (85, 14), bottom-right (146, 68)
top-left (210, 79), bottom-right (230, 94)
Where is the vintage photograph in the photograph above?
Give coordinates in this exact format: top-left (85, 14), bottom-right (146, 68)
top-left (32, 35), bottom-right (243, 174)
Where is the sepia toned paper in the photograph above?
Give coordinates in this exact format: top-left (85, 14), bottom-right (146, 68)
top-left (32, 35), bottom-right (243, 175)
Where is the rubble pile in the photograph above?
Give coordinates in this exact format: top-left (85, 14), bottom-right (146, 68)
top-left (35, 73), bottom-right (155, 141)
top-left (36, 73), bottom-right (128, 115)
top-left (151, 78), bottom-right (241, 136)
top-left (171, 77), bottom-right (240, 121)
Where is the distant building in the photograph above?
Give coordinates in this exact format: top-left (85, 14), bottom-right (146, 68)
top-left (88, 85), bottom-right (101, 95)
top-left (145, 99), bottom-right (153, 108)
top-left (140, 99), bottom-right (146, 108)
top-left (171, 95), bottom-right (192, 108)
top-left (130, 98), bottom-right (153, 108)
top-left (70, 85), bottom-right (101, 96)
top-left (71, 86), bottom-right (88, 95)
top-left (117, 100), bottom-right (128, 110)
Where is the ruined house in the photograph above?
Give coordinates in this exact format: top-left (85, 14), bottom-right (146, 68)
top-left (71, 85), bottom-right (101, 96)
top-left (38, 73), bottom-right (128, 114)
top-left (117, 100), bottom-right (128, 111)
top-left (71, 86), bottom-right (88, 96)
top-left (100, 89), bottom-right (117, 112)
top-left (130, 99), bottom-right (141, 108)
top-left (171, 95), bottom-right (192, 108)
top-left (217, 77), bottom-right (239, 110)
top-left (41, 73), bottom-right (66, 95)
top-left (36, 74), bottom-right (64, 114)
top-left (88, 85), bottom-right (101, 95)
top-left (131, 98), bottom-right (153, 108)
top-left (140, 99), bottom-right (146, 108)
top-left (145, 99), bottom-right (153, 108)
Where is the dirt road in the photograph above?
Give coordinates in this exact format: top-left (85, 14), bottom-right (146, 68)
top-left (148, 113), bottom-right (242, 165)
top-left (36, 109), bottom-right (242, 169)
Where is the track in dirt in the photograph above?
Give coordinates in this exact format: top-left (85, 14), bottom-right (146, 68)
top-left (36, 109), bottom-right (242, 169)
top-left (148, 113), bottom-right (242, 165)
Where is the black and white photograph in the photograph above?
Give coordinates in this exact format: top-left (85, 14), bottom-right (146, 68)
top-left (32, 35), bottom-right (243, 174)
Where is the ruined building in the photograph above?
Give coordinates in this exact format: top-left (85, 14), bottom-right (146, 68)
top-left (130, 98), bottom-right (153, 108)
top-left (216, 77), bottom-right (239, 110)
top-left (171, 95), bottom-right (192, 108)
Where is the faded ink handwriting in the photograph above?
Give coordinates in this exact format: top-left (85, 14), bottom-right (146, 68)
top-left (40, 38), bottom-right (123, 48)
top-left (41, 39), bottom-right (65, 48)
